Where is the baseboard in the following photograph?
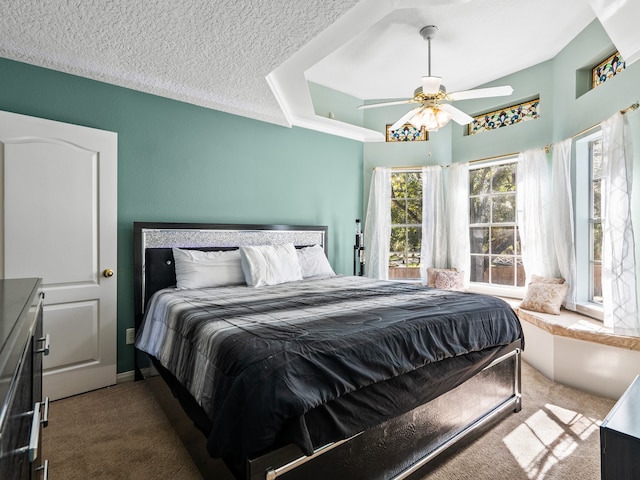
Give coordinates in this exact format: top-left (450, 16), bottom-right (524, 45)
top-left (117, 370), bottom-right (135, 383)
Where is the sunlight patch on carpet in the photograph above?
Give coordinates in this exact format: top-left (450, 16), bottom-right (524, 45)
top-left (502, 403), bottom-right (600, 479)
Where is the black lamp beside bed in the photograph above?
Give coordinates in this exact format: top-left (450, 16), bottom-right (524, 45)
top-left (132, 222), bottom-right (524, 480)
top-left (354, 218), bottom-right (365, 276)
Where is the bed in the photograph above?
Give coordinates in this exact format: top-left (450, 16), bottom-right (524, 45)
top-left (133, 222), bottom-right (524, 480)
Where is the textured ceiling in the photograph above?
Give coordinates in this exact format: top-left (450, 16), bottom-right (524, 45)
top-left (0, 0), bottom-right (359, 126)
top-left (0, 0), bottom-right (621, 141)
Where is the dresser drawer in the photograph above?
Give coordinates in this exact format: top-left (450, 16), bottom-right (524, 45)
top-left (0, 279), bottom-right (47, 480)
top-left (600, 375), bottom-right (640, 479)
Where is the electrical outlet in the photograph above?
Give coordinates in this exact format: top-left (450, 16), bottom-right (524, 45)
top-left (125, 328), bottom-right (136, 345)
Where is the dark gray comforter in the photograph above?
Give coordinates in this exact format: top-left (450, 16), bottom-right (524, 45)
top-left (135, 276), bottom-right (523, 458)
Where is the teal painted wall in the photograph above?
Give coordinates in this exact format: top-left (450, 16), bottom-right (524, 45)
top-left (450, 60), bottom-right (555, 162)
top-left (551, 20), bottom-right (638, 140)
top-left (447, 20), bottom-right (640, 162)
top-left (0, 58), bottom-right (363, 374)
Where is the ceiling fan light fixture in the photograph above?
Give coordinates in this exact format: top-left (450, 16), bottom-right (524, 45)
top-left (434, 107), bottom-right (452, 126)
top-left (408, 109), bottom-right (426, 129)
top-left (409, 106), bottom-right (452, 131)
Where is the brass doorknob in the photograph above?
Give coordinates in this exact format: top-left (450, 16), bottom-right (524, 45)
top-left (103, 268), bottom-right (114, 278)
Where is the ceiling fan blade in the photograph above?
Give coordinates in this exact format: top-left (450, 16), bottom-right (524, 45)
top-left (448, 85), bottom-right (513, 101)
top-left (421, 76), bottom-right (442, 95)
top-left (357, 99), bottom-right (414, 110)
top-left (439, 103), bottom-right (474, 125)
top-left (390, 107), bottom-right (423, 131)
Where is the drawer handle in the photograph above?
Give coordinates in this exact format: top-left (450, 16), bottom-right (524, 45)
top-left (36, 334), bottom-right (50, 355)
top-left (28, 401), bottom-right (41, 462)
top-left (36, 459), bottom-right (49, 480)
top-left (42, 397), bottom-right (50, 428)
top-left (15, 402), bottom-right (41, 461)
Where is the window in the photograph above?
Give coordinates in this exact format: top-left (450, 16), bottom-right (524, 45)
top-left (592, 51), bottom-right (625, 88)
top-left (589, 137), bottom-right (603, 303)
top-left (389, 171), bottom-right (422, 280)
top-left (576, 131), bottom-right (605, 316)
top-left (469, 160), bottom-right (525, 287)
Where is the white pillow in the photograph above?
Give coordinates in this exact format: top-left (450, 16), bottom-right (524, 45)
top-left (239, 243), bottom-right (303, 287)
top-left (172, 248), bottom-right (245, 289)
top-left (297, 245), bottom-right (335, 278)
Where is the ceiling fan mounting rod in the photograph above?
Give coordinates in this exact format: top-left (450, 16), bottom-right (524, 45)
top-left (419, 25), bottom-right (438, 77)
top-left (427, 35), bottom-right (431, 76)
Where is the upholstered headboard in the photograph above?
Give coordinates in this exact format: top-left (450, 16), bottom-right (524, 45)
top-left (133, 222), bottom-right (328, 317)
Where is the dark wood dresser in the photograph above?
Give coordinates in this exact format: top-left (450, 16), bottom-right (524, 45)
top-left (600, 375), bottom-right (640, 479)
top-left (0, 278), bottom-right (48, 480)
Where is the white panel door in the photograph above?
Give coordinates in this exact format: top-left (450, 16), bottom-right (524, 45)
top-left (0, 110), bottom-right (117, 400)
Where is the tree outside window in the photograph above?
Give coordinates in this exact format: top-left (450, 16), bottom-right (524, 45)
top-left (389, 171), bottom-right (422, 280)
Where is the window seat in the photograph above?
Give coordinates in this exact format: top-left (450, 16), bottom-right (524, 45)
top-left (512, 304), bottom-right (640, 352)
top-left (499, 298), bottom-right (640, 399)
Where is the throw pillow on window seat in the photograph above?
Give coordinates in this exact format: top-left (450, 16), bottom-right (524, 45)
top-left (433, 270), bottom-right (465, 292)
top-left (520, 281), bottom-right (569, 315)
top-left (427, 267), bottom-right (458, 288)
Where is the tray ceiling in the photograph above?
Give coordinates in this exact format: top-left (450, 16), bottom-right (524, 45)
top-left (0, 0), bottom-right (606, 141)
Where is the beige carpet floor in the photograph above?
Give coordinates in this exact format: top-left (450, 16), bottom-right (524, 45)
top-left (43, 380), bottom-right (202, 479)
top-left (43, 362), bottom-right (615, 480)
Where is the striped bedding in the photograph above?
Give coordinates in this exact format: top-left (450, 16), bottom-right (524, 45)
top-left (135, 275), bottom-right (523, 458)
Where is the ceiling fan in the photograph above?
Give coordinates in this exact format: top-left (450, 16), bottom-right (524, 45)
top-left (358, 25), bottom-right (513, 132)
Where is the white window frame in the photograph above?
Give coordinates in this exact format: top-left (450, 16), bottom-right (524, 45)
top-left (575, 132), bottom-right (605, 320)
top-left (467, 157), bottom-right (526, 298)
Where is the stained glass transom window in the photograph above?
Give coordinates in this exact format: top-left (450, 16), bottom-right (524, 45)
top-left (592, 51), bottom-right (625, 88)
top-left (386, 124), bottom-right (428, 142)
top-left (468, 98), bottom-right (540, 136)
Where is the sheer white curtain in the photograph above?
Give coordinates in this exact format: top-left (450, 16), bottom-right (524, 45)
top-left (601, 112), bottom-right (639, 335)
top-left (551, 139), bottom-right (578, 309)
top-left (517, 148), bottom-right (559, 280)
top-left (420, 166), bottom-right (448, 284)
top-left (364, 167), bottom-right (391, 280)
top-left (446, 162), bottom-right (470, 286)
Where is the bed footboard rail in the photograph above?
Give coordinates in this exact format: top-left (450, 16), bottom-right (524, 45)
top-left (249, 341), bottom-right (522, 480)
top-left (388, 346), bottom-right (522, 480)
